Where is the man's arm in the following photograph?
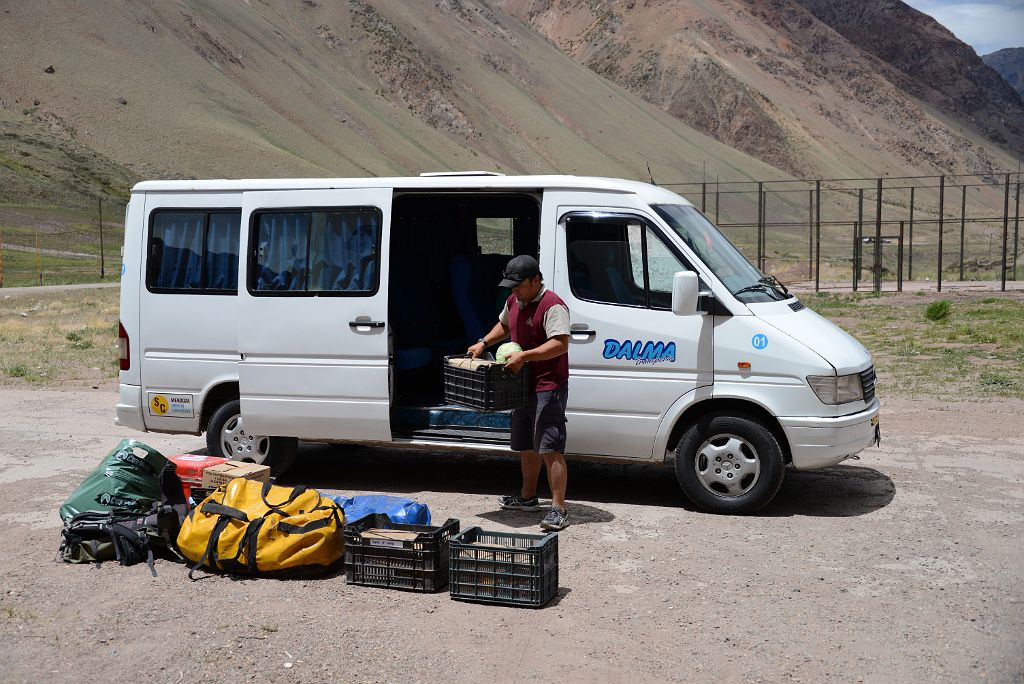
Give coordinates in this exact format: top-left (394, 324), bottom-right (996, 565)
top-left (467, 321), bottom-right (510, 358)
top-left (503, 335), bottom-right (568, 373)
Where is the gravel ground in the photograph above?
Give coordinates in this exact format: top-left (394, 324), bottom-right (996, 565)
top-left (0, 388), bottom-right (1022, 683)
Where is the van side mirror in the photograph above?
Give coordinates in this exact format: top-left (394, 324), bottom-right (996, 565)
top-left (671, 271), bottom-right (699, 316)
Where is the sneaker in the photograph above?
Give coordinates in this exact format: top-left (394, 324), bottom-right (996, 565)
top-left (540, 506), bottom-right (570, 531)
top-left (498, 494), bottom-right (540, 511)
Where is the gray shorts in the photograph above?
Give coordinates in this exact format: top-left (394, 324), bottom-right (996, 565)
top-left (510, 385), bottom-right (568, 454)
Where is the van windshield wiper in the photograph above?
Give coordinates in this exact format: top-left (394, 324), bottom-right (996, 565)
top-left (733, 280), bottom-right (786, 300)
top-left (759, 275), bottom-right (790, 297)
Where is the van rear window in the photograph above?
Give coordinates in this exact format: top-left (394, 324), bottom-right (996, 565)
top-left (147, 210), bottom-right (240, 294)
top-left (250, 208), bottom-right (381, 295)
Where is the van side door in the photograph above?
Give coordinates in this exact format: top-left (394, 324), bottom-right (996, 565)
top-left (544, 194), bottom-right (714, 459)
top-left (237, 188), bottom-right (392, 442)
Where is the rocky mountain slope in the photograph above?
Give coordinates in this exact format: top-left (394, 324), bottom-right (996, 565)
top-left (497, 0), bottom-right (1022, 178)
top-left (0, 0), bottom-right (783, 210)
top-left (793, 0), bottom-right (1024, 152)
top-left (0, 0), bottom-right (1020, 214)
top-left (983, 48), bottom-right (1024, 100)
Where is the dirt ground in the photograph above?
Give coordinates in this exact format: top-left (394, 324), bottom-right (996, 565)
top-left (0, 388), bottom-right (1022, 683)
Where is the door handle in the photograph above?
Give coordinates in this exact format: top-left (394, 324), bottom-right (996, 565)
top-left (570, 326), bottom-right (596, 338)
top-left (350, 320), bottom-right (385, 329)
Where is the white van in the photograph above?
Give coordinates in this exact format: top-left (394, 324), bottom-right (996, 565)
top-left (116, 174), bottom-right (879, 514)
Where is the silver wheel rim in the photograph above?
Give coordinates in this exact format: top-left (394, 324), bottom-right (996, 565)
top-left (694, 432), bottom-right (761, 497)
top-left (219, 412), bottom-right (271, 464)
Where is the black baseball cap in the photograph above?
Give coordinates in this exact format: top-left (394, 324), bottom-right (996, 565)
top-left (499, 255), bottom-right (540, 288)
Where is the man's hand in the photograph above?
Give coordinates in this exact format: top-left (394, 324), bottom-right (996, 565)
top-left (504, 350), bottom-right (527, 373)
top-left (467, 341), bottom-right (485, 359)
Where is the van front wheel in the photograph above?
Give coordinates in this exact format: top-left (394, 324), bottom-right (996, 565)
top-left (206, 399), bottom-right (298, 475)
top-left (674, 414), bottom-right (784, 514)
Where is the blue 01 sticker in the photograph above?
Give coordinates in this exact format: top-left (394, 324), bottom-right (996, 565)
top-left (752, 334), bottom-right (769, 350)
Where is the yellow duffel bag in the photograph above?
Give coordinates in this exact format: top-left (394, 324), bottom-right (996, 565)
top-left (178, 478), bottom-right (344, 578)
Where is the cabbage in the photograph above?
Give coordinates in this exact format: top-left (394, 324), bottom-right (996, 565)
top-left (495, 342), bottom-right (523, 364)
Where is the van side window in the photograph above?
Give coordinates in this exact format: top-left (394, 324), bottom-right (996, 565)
top-left (147, 210), bottom-right (240, 293)
top-left (566, 215), bottom-right (689, 310)
top-left (251, 208), bottom-right (381, 295)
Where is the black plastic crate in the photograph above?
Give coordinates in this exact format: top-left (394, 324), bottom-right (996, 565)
top-left (449, 527), bottom-right (559, 607)
top-left (443, 355), bottom-right (528, 411)
top-left (344, 514), bottom-right (459, 593)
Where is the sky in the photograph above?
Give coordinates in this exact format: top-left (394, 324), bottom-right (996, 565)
top-left (902, 0), bottom-right (1024, 55)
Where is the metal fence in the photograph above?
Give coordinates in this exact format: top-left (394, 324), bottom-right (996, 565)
top-left (0, 199), bottom-right (125, 288)
top-left (665, 171), bottom-right (1022, 292)
top-left (1, 174), bottom-right (1021, 291)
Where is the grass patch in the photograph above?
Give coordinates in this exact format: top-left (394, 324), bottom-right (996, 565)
top-left (0, 287), bottom-right (119, 387)
top-left (812, 291), bottom-right (1024, 400)
top-left (925, 300), bottom-right (951, 321)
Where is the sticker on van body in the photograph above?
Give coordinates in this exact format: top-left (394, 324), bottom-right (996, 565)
top-left (148, 393), bottom-right (195, 418)
top-left (602, 339), bottom-right (676, 365)
top-left (751, 334), bottom-right (769, 350)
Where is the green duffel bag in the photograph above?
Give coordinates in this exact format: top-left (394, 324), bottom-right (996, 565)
top-left (59, 439), bottom-right (173, 523)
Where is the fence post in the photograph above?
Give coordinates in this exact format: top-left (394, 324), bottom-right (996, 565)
top-left (1011, 179), bottom-right (1019, 282)
top-left (852, 223), bottom-right (858, 291)
top-left (959, 184), bottom-right (966, 281)
top-left (908, 186), bottom-right (915, 281)
top-left (756, 181), bottom-right (764, 271)
top-left (99, 198), bottom-right (105, 279)
top-left (937, 175), bottom-right (944, 292)
top-left (0, 232), bottom-right (4, 287)
top-left (762, 188), bottom-right (768, 273)
top-left (808, 189), bottom-right (814, 280)
top-left (715, 175), bottom-right (720, 225)
top-left (898, 221), bottom-right (904, 292)
top-left (815, 179), bottom-right (821, 292)
top-left (856, 189), bottom-right (864, 290)
top-left (35, 234), bottom-right (42, 286)
top-left (1003, 173), bottom-right (1011, 291)
top-left (874, 177), bottom-right (883, 292)
top-left (701, 182), bottom-right (706, 214)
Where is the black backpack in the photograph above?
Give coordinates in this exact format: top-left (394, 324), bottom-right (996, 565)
top-left (59, 462), bottom-right (188, 576)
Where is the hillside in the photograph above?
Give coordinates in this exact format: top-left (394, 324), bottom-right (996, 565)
top-left (496, 0), bottom-right (1022, 179)
top-left (983, 48), bottom-right (1024, 100)
top-left (0, 0), bottom-right (1020, 216)
top-left (793, 0), bottom-right (1024, 152)
top-left (0, 0), bottom-right (785, 204)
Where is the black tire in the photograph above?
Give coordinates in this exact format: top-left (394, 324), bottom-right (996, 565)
top-left (674, 413), bottom-right (785, 514)
top-left (205, 399), bottom-right (298, 476)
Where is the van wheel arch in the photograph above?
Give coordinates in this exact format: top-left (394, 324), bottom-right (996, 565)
top-left (203, 393), bottom-right (297, 476)
top-left (667, 399), bottom-right (791, 466)
top-left (200, 382), bottom-right (240, 433)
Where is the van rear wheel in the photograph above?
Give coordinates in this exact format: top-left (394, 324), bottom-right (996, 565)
top-left (206, 399), bottom-right (297, 476)
top-left (674, 413), bottom-right (784, 514)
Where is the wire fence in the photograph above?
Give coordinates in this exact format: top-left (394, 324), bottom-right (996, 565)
top-left (663, 171), bottom-right (1023, 292)
top-left (0, 199), bottom-right (125, 288)
top-left (1, 173), bottom-right (1021, 291)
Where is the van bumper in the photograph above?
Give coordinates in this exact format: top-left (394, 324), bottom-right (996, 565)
top-left (114, 383), bottom-right (147, 432)
top-left (778, 399), bottom-right (879, 470)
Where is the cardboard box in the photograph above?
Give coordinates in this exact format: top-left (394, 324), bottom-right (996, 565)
top-left (201, 461), bottom-right (271, 488)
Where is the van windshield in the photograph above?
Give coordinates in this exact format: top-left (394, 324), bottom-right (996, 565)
top-left (651, 204), bottom-right (788, 302)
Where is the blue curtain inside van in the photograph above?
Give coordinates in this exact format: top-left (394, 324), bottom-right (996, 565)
top-left (150, 211), bottom-right (239, 291)
top-left (254, 209), bottom-right (379, 292)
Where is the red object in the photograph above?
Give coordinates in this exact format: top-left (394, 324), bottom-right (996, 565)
top-left (168, 454), bottom-right (229, 483)
top-left (168, 454), bottom-right (229, 503)
top-left (118, 321), bottom-right (130, 371)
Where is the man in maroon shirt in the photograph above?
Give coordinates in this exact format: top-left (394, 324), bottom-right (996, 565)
top-left (468, 255), bottom-right (571, 531)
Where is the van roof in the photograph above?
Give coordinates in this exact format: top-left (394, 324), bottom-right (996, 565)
top-left (131, 175), bottom-right (691, 206)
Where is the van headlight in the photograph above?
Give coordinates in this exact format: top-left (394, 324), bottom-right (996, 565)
top-left (807, 374), bottom-right (864, 405)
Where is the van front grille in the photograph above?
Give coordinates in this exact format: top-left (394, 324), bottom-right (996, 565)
top-left (860, 366), bottom-right (876, 403)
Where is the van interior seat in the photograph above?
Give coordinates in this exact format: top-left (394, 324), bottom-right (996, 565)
top-left (449, 253), bottom-right (513, 345)
top-left (568, 240), bottom-right (641, 305)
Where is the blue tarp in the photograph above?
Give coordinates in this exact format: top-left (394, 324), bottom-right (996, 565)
top-left (324, 494), bottom-right (431, 525)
